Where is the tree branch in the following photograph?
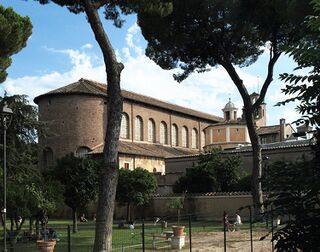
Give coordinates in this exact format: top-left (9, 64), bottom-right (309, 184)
top-left (253, 49), bottom-right (281, 110)
top-left (83, 0), bottom-right (123, 74)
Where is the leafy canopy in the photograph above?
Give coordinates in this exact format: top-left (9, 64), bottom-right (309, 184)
top-left (0, 5), bottom-right (32, 83)
top-left (278, 0), bottom-right (320, 128)
top-left (173, 149), bottom-right (242, 193)
top-left (54, 153), bottom-right (99, 211)
top-left (116, 167), bottom-right (157, 207)
top-left (138, 0), bottom-right (309, 82)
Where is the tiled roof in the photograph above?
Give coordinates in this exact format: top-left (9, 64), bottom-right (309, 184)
top-left (34, 78), bottom-right (223, 123)
top-left (165, 139), bottom-right (314, 158)
top-left (257, 125), bottom-right (280, 135)
top-left (89, 141), bottom-right (200, 158)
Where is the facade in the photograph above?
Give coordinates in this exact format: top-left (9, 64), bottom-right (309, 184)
top-left (204, 95), bottom-right (295, 150)
top-left (34, 78), bottom-right (222, 173)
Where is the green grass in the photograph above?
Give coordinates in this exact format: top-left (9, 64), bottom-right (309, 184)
top-left (0, 219), bottom-right (272, 251)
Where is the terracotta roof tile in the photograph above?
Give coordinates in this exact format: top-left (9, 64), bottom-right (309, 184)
top-left (34, 78), bottom-right (223, 122)
top-left (90, 141), bottom-right (199, 158)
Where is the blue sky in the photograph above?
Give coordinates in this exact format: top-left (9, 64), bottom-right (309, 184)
top-left (1, 0), bottom-right (300, 127)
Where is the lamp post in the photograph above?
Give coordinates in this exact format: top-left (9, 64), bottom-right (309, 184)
top-left (1, 103), bottom-right (13, 252)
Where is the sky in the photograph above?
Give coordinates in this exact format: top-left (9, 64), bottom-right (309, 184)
top-left (1, 0), bottom-right (301, 127)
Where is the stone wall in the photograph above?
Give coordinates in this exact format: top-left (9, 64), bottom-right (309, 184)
top-left (113, 194), bottom-right (253, 221)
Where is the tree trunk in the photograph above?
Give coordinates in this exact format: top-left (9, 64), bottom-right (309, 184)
top-left (83, 1), bottom-right (124, 251)
top-left (220, 58), bottom-right (281, 219)
top-left (72, 209), bottom-right (77, 233)
top-left (243, 105), bottom-right (264, 218)
top-left (126, 202), bottom-right (131, 223)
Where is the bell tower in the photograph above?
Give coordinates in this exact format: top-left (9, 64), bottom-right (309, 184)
top-left (222, 98), bottom-right (238, 121)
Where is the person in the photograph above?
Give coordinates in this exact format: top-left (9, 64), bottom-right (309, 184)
top-left (234, 211), bottom-right (242, 230)
top-left (80, 213), bottom-right (88, 222)
top-left (224, 212), bottom-right (235, 232)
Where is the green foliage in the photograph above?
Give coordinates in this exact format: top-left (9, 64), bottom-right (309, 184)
top-left (278, 0), bottom-right (320, 128)
top-left (54, 153), bottom-right (99, 211)
top-left (0, 95), bottom-right (52, 231)
top-left (36, 0), bottom-right (172, 28)
top-left (116, 167), bottom-right (157, 207)
top-left (138, 0), bottom-right (310, 82)
top-left (264, 149), bottom-right (320, 251)
top-left (173, 149), bottom-right (242, 193)
top-left (0, 5), bottom-right (32, 83)
top-left (168, 197), bottom-right (184, 210)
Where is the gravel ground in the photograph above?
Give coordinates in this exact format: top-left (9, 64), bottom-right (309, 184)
top-left (159, 230), bottom-right (274, 252)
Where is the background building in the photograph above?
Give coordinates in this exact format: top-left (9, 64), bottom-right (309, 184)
top-left (34, 78), bottom-right (222, 173)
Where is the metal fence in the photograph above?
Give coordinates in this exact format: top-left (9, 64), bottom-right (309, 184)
top-left (0, 212), bottom-right (278, 251)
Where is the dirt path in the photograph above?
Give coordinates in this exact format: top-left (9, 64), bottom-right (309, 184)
top-left (160, 230), bottom-right (273, 251)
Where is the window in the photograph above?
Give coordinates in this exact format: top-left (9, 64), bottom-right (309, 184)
top-left (225, 111), bottom-right (230, 120)
top-left (124, 163), bottom-right (130, 169)
top-left (76, 146), bottom-right (90, 158)
top-left (182, 126), bottom-right (188, 148)
top-left (148, 119), bottom-right (156, 143)
top-left (135, 116), bottom-right (143, 141)
top-left (160, 121), bottom-right (168, 144)
top-left (201, 130), bottom-right (205, 149)
top-left (172, 124), bottom-right (178, 146)
top-left (261, 136), bottom-right (267, 144)
top-left (191, 128), bottom-right (198, 149)
top-left (120, 113), bottom-right (129, 139)
top-left (43, 147), bottom-right (53, 169)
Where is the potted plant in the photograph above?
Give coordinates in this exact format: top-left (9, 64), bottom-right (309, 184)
top-left (26, 182), bottom-right (63, 252)
top-left (168, 197), bottom-right (185, 236)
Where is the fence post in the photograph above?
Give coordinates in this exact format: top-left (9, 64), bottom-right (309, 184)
top-left (142, 219), bottom-right (145, 252)
top-left (68, 225), bottom-right (71, 252)
top-left (189, 214), bottom-right (192, 252)
top-left (249, 207), bottom-right (253, 252)
top-left (271, 206), bottom-right (274, 252)
top-left (223, 211), bottom-right (226, 252)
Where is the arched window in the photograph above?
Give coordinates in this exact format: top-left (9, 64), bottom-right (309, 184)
top-left (148, 119), bottom-right (156, 143)
top-left (201, 130), bottom-right (206, 149)
top-left (120, 113), bottom-right (129, 139)
top-left (191, 128), bottom-right (198, 149)
top-left (43, 147), bottom-right (53, 169)
top-left (76, 146), bottom-right (91, 158)
top-left (172, 124), bottom-right (178, 146)
top-left (160, 121), bottom-right (168, 144)
top-left (182, 126), bottom-right (188, 148)
top-left (135, 116), bottom-right (143, 141)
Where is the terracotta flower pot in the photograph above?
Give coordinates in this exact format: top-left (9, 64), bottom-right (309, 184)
top-left (172, 225), bottom-right (185, 237)
top-left (36, 239), bottom-right (56, 252)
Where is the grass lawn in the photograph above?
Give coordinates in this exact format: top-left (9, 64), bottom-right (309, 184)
top-left (0, 219), bottom-right (271, 251)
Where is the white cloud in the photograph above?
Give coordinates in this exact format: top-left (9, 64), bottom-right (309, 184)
top-left (1, 25), bottom-right (301, 127)
top-left (81, 43), bottom-right (93, 49)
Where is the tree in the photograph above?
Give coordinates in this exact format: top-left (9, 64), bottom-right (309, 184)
top-left (34, 1), bottom-right (171, 250)
top-left (0, 95), bottom-right (61, 245)
top-left (54, 153), bottom-right (99, 233)
top-left (265, 1), bottom-right (320, 250)
top-left (0, 5), bottom-right (32, 83)
top-left (278, 0), bottom-right (320, 130)
top-left (173, 149), bottom-right (242, 193)
top-left (137, 0), bottom-right (312, 216)
top-left (116, 167), bottom-right (157, 222)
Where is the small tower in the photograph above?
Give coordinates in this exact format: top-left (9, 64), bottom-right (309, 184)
top-left (250, 92), bottom-right (266, 127)
top-left (222, 98), bottom-right (238, 121)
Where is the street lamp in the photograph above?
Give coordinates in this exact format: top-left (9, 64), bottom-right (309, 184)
top-left (0, 103), bottom-right (13, 252)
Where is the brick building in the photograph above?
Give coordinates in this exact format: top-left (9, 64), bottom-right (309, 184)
top-left (34, 78), bottom-right (296, 174)
top-left (34, 78), bottom-right (222, 173)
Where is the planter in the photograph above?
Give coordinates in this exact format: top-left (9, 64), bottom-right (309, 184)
top-left (172, 226), bottom-right (185, 237)
top-left (36, 239), bottom-right (56, 252)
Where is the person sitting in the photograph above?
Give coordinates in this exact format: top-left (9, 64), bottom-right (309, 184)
top-left (224, 212), bottom-right (235, 232)
top-left (80, 213), bottom-right (88, 222)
